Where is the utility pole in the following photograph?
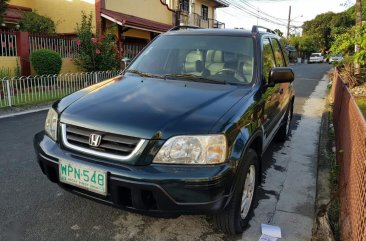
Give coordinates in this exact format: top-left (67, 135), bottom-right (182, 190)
top-left (356, 0), bottom-right (362, 26)
top-left (287, 5), bottom-right (291, 39)
top-left (355, 0), bottom-right (362, 73)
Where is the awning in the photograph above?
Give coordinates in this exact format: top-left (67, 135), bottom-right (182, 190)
top-left (3, 5), bottom-right (32, 23)
top-left (212, 0), bottom-right (229, 8)
top-left (101, 9), bottom-right (172, 33)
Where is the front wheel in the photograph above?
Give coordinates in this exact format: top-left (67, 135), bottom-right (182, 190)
top-left (213, 149), bottom-right (258, 234)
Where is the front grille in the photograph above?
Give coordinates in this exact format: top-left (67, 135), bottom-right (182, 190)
top-left (61, 124), bottom-right (145, 161)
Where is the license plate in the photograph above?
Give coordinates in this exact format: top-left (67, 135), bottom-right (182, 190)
top-left (59, 160), bottom-right (107, 196)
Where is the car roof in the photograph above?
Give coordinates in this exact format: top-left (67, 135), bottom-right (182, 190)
top-left (163, 28), bottom-right (277, 38)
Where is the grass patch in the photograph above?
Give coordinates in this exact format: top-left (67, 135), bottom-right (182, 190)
top-left (0, 88), bottom-right (75, 107)
top-left (355, 97), bottom-right (366, 118)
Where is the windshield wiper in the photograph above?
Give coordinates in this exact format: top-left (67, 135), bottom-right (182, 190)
top-left (163, 73), bottom-right (227, 85)
top-left (125, 69), bottom-right (164, 79)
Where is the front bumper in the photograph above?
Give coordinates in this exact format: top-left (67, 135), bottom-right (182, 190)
top-left (34, 132), bottom-right (235, 215)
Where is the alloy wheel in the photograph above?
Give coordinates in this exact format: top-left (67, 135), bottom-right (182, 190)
top-left (240, 165), bottom-right (256, 219)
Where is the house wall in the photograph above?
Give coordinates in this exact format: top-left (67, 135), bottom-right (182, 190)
top-left (9, 0), bottom-right (96, 33)
top-left (193, 0), bottom-right (215, 19)
top-left (61, 58), bottom-right (80, 73)
top-left (105, 0), bottom-right (173, 25)
top-left (166, 0), bottom-right (217, 19)
top-left (124, 29), bottom-right (151, 40)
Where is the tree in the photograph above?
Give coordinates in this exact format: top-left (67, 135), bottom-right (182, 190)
top-left (19, 11), bottom-right (56, 33)
top-left (0, 0), bottom-right (9, 24)
top-left (303, 11), bottom-right (354, 51)
top-left (355, 0), bottom-right (362, 73)
top-left (274, 29), bottom-right (284, 37)
top-left (288, 35), bottom-right (318, 59)
top-left (345, 0), bottom-right (366, 22)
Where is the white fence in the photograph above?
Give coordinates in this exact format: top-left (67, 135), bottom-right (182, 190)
top-left (29, 34), bottom-right (79, 58)
top-left (0, 70), bottom-right (121, 108)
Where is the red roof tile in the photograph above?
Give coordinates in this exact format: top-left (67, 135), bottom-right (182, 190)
top-left (101, 8), bottom-right (172, 33)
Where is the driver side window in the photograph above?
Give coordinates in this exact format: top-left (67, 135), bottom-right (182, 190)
top-left (262, 38), bottom-right (276, 83)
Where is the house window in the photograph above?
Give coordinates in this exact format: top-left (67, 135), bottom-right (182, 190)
top-left (201, 5), bottom-right (208, 20)
top-left (180, 0), bottom-right (189, 12)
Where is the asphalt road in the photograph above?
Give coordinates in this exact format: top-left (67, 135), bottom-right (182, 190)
top-left (0, 63), bottom-right (331, 241)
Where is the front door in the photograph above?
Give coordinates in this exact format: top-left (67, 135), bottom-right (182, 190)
top-left (261, 37), bottom-right (281, 147)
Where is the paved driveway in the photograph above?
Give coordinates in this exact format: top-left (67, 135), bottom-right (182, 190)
top-left (0, 63), bottom-right (331, 241)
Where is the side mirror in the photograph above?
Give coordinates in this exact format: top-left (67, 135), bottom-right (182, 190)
top-left (268, 67), bottom-right (294, 87)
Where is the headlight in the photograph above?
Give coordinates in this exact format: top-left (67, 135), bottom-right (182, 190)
top-left (153, 135), bottom-right (227, 165)
top-left (45, 108), bottom-right (58, 141)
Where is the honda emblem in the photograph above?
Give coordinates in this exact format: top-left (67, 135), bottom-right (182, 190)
top-left (89, 134), bottom-right (102, 147)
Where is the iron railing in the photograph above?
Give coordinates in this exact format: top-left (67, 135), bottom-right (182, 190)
top-left (176, 11), bottom-right (225, 29)
top-left (29, 34), bottom-right (79, 58)
top-left (0, 31), bottom-right (17, 56)
top-left (0, 70), bottom-right (121, 108)
top-left (123, 42), bottom-right (146, 59)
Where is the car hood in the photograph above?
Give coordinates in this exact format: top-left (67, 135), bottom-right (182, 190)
top-left (60, 75), bottom-right (250, 139)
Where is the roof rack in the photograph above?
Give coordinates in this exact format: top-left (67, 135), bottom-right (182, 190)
top-left (169, 25), bottom-right (202, 31)
top-left (251, 25), bottom-right (276, 35)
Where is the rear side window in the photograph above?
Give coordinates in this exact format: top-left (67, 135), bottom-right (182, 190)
top-left (271, 38), bottom-right (285, 67)
top-left (262, 38), bottom-right (276, 82)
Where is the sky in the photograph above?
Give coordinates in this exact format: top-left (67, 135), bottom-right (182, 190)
top-left (216, 0), bottom-right (356, 34)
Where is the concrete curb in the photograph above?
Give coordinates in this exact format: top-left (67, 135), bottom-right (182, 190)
top-left (0, 107), bottom-right (49, 119)
top-left (312, 103), bottom-right (335, 240)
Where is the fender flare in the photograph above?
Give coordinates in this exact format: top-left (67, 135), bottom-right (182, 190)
top-left (223, 127), bottom-right (264, 208)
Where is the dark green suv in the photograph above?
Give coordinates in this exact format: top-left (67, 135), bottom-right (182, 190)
top-left (34, 25), bottom-right (295, 234)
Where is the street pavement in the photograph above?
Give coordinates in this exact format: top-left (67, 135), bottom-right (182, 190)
top-left (0, 63), bottom-right (331, 241)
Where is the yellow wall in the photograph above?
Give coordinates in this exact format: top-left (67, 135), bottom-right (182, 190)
top-left (0, 57), bottom-right (20, 77)
top-left (105, 0), bottom-right (173, 26)
top-left (9, 0), bottom-right (96, 33)
top-left (124, 29), bottom-right (151, 40)
top-left (61, 58), bottom-right (80, 73)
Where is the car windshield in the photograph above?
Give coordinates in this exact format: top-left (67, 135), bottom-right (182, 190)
top-left (311, 53), bottom-right (320, 57)
top-left (127, 34), bottom-right (254, 85)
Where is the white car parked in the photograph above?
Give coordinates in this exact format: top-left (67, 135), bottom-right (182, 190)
top-left (329, 54), bottom-right (343, 64)
top-left (309, 53), bottom-right (324, 63)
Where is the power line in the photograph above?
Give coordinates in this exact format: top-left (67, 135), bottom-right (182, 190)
top-left (225, 0), bottom-right (288, 27)
top-left (222, 0), bottom-right (301, 28)
top-left (238, 0), bottom-right (288, 24)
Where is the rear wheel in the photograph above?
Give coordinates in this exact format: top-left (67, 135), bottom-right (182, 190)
top-left (276, 102), bottom-right (293, 142)
top-left (213, 149), bottom-right (258, 234)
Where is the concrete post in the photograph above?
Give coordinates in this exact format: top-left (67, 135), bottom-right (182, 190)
top-left (5, 79), bottom-right (12, 107)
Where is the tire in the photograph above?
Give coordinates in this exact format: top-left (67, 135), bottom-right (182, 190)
top-left (276, 102), bottom-right (293, 142)
top-left (213, 149), bottom-right (259, 234)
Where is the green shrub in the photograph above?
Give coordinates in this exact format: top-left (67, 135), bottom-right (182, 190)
top-left (19, 11), bottom-right (55, 33)
top-left (30, 49), bottom-right (62, 75)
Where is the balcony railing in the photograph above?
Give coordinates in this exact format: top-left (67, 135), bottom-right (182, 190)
top-left (176, 11), bottom-right (225, 29)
